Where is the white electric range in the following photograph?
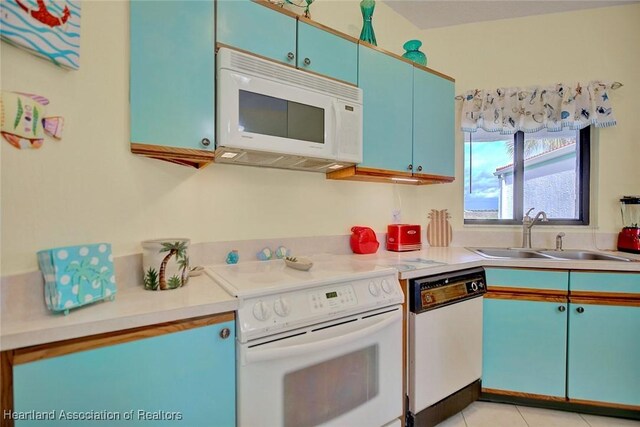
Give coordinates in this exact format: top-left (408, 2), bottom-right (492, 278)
top-left (206, 256), bottom-right (404, 427)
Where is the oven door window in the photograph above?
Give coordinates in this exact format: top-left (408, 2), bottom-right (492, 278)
top-left (239, 90), bottom-right (325, 144)
top-left (283, 345), bottom-right (379, 427)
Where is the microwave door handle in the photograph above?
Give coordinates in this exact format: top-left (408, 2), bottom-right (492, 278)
top-left (332, 100), bottom-right (341, 158)
top-left (245, 309), bottom-right (401, 364)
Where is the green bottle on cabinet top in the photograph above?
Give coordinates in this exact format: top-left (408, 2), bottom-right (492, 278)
top-left (402, 39), bottom-right (427, 66)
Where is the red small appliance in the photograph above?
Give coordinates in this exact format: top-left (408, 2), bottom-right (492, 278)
top-left (387, 224), bottom-right (422, 252)
top-left (617, 196), bottom-right (640, 254)
top-left (350, 226), bottom-right (380, 254)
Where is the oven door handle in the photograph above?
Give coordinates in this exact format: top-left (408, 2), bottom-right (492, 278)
top-left (245, 309), bottom-right (401, 363)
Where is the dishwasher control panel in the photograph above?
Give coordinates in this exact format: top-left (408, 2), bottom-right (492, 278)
top-left (410, 267), bottom-right (486, 313)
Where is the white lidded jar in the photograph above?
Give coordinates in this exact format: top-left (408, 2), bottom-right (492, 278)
top-left (141, 238), bottom-right (190, 290)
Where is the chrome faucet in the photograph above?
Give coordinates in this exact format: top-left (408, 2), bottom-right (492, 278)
top-left (522, 208), bottom-right (548, 248)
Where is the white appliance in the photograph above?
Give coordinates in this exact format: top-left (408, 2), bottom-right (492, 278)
top-left (408, 267), bottom-right (486, 426)
top-left (216, 47), bottom-right (363, 172)
top-left (206, 257), bottom-right (403, 427)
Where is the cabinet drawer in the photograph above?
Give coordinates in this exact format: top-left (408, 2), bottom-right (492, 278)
top-left (485, 268), bottom-right (568, 292)
top-left (570, 272), bottom-right (640, 294)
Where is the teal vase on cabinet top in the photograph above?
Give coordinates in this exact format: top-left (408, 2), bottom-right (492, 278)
top-left (359, 0), bottom-right (377, 46)
top-left (402, 40), bottom-right (427, 66)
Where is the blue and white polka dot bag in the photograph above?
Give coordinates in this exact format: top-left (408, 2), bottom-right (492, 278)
top-left (37, 243), bottom-right (117, 315)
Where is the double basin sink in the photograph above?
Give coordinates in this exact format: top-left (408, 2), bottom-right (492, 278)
top-left (468, 247), bottom-right (634, 262)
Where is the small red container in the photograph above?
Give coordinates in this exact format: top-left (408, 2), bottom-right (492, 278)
top-left (350, 226), bottom-right (380, 254)
top-left (387, 224), bottom-right (422, 252)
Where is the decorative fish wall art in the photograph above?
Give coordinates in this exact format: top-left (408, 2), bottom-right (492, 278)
top-left (1, 0), bottom-right (81, 70)
top-left (0, 91), bottom-right (64, 149)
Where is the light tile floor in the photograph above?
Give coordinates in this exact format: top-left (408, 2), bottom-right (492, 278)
top-left (436, 401), bottom-right (640, 427)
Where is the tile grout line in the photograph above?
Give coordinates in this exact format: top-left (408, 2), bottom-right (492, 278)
top-left (460, 407), bottom-right (469, 427)
top-left (579, 413), bottom-right (594, 427)
top-left (515, 405), bottom-right (532, 427)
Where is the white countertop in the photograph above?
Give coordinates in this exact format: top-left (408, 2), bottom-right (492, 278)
top-left (1, 246), bottom-right (638, 351)
top-left (0, 274), bottom-right (237, 351)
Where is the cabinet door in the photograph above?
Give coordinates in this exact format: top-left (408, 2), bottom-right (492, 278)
top-left (483, 298), bottom-right (567, 397)
top-left (358, 46), bottom-right (413, 172)
top-left (217, 0), bottom-right (296, 66)
top-left (568, 303), bottom-right (640, 406)
top-left (412, 68), bottom-right (455, 177)
top-left (130, 0), bottom-right (214, 150)
top-left (486, 268), bottom-right (569, 292)
top-left (296, 21), bottom-right (357, 85)
top-left (13, 320), bottom-right (236, 427)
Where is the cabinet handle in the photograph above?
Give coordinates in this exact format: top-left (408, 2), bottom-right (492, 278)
top-left (407, 164), bottom-right (413, 171)
top-left (201, 138), bottom-right (211, 147)
top-left (303, 57), bottom-right (311, 66)
top-left (558, 306), bottom-right (566, 312)
top-left (287, 52), bottom-right (295, 61)
top-left (417, 165), bottom-right (423, 172)
top-left (219, 328), bottom-right (231, 339)
top-left (576, 307), bottom-right (585, 314)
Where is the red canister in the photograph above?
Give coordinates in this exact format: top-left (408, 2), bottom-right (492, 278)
top-left (350, 226), bottom-right (380, 254)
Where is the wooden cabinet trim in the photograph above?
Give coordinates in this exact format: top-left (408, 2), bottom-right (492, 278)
top-left (1, 351), bottom-right (14, 427)
top-left (482, 387), bottom-right (567, 402)
top-left (131, 143), bottom-right (215, 169)
top-left (326, 166), bottom-right (454, 185)
top-left (484, 292), bottom-right (566, 303)
top-left (13, 313), bottom-right (234, 365)
top-left (486, 286), bottom-right (568, 297)
top-left (568, 398), bottom-right (640, 411)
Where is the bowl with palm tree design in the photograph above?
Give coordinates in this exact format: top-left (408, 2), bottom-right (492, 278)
top-left (142, 238), bottom-right (190, 291)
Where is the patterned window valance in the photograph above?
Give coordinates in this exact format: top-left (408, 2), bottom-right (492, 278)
top-left (456, 81), bottom-right (622, 134)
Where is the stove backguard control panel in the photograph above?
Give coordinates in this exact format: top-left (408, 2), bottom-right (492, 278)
top-left (237, 272), bottom-right (403, 342)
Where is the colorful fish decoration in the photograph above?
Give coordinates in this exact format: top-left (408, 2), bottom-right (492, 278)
top-left (1, 91), bottom-right (64, 149)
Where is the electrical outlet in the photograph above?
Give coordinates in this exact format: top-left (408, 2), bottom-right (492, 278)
top-left (392, 209), bottom-right (401, 223)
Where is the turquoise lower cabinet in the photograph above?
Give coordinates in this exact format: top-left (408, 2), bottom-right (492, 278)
top-left (483, 298), bottom-right (568, 397)
top-left (412, 67), bottom-right (455, 177)
top-left (568, 303), bottom-right (640, 406)
top-left (13, 320), bottom-right (235, 427)
top-left (358, 45), bottom-right (413, 172)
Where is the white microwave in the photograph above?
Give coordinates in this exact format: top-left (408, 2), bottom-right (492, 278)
top-left (216, 48), bottom-right (363, 173)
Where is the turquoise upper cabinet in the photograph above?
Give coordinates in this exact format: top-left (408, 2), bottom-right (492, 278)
top-left (217, 1), bottom-right (357, 84)
top-left (413, 67), bottom-right (455, 177)
top-left (130, 0), bottom-right (215, 167)
top-left (217, 0), bottom-right (297, 66)
top-left (483, 298), bottom-right (568, 397)
top-left (568, 303), bottom-right (640, 406)
top-left (13, 319), bottom-right (236, 427)
top-left (297, 19), bottom-right (358, 85)
top-left (358, 45), bottom-right (414, 172)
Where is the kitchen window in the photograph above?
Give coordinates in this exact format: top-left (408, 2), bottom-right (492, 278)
top-left (464, 127), bottom-right (590, 225)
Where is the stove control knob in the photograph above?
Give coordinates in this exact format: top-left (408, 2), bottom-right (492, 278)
top-left (381, 279), bottom-right (393, 294)
top-left (252, 301), bottom-right (271, 321)
top-left (368, 281), bottom-right (380, 297)
top-left (471, 282), bottom-right (479, 291)
top-left (274, 297), bottom-right (291, 317)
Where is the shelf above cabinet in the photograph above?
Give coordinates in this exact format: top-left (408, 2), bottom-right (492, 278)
top-left (326, 166), bottom-right (454, 185)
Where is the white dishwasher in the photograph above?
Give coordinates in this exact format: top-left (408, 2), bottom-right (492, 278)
top-left (408, 267), bottom-right (486, 427)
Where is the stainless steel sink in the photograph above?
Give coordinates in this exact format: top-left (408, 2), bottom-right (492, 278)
top-left (468, 248), bottom-right (555, 259)
top-left (468, 247), bottom-right (633, 262)
top-left (538, 250), bottom-right (632, 262)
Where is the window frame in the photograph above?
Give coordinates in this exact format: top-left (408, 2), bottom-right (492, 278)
top-left (464, 127), bottom-right (590, 226)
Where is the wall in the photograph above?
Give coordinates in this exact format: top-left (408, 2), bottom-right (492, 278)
top-left (0, 1), bottom-right (426, 274)
top-left (417, 3), bottom-right (640, 234)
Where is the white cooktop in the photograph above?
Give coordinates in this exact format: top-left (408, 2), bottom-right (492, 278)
top-left (206, 255), bottom-right (397, 298)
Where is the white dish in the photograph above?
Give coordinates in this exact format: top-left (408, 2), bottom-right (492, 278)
top-left (284, 256), bottom-right (313, 271)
